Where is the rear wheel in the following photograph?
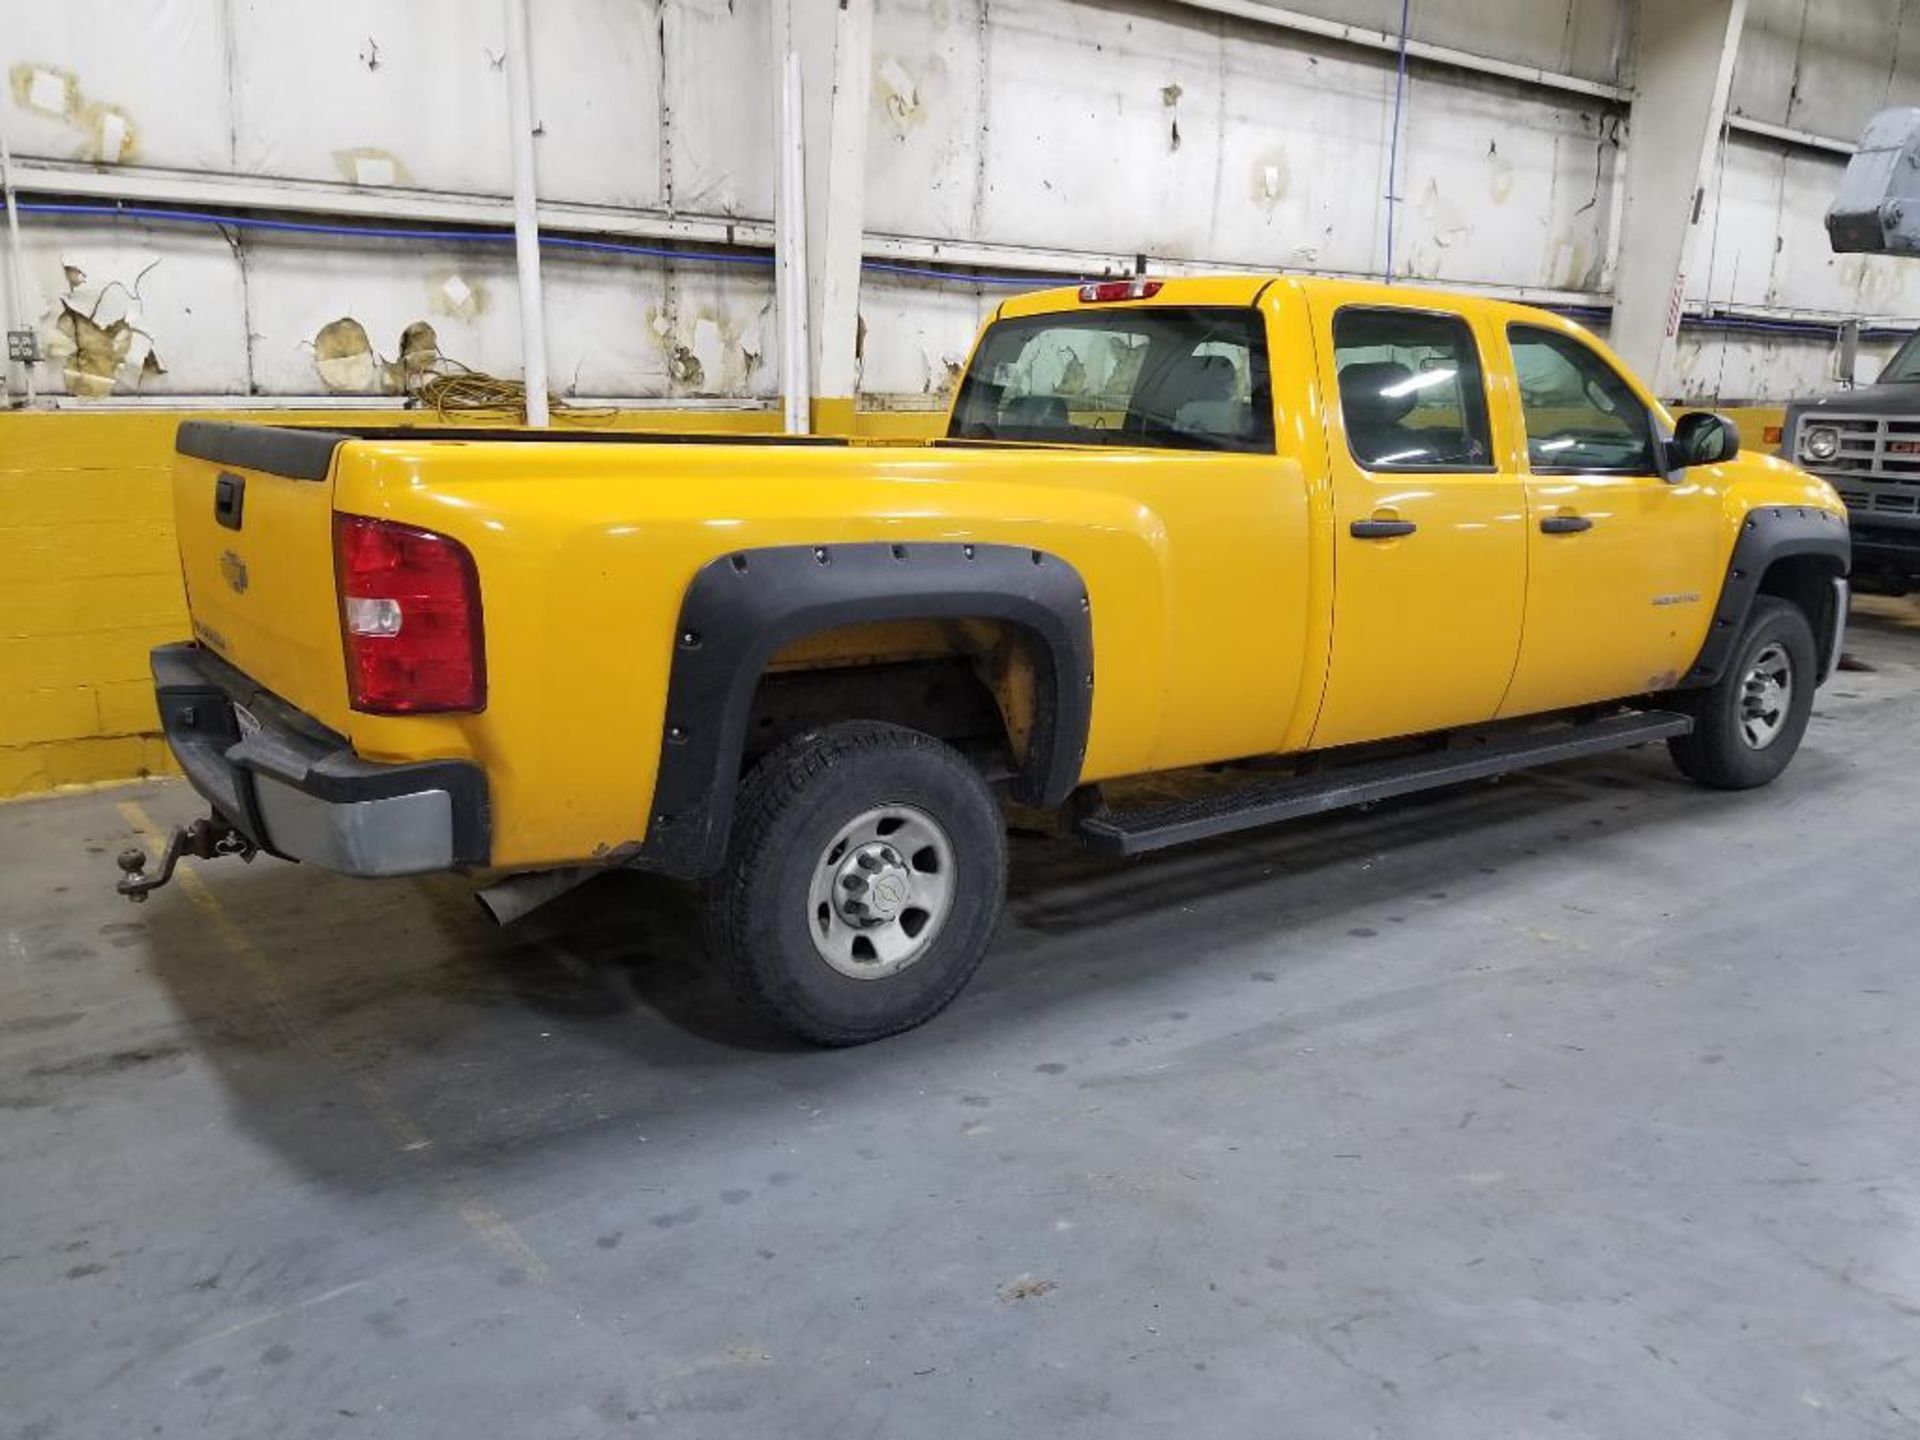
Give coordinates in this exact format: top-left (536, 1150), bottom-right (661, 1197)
top-left (1667, 595), bottom-right (1816, 790)
top-left (704, 721), bottom-right (1007, 1046)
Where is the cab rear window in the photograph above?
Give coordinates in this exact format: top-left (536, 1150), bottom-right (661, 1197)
top-left (947, 307), bottom-right (1273, 453)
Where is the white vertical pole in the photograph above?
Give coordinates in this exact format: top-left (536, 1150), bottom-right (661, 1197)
top-left (503, 0), bottom-right (550, 427)
top-left (776, 45), bottom-right (812, 435)
top-left (815, 0), bottom-right (873, 423)
top-left (0, 110), bottom-right (36, 405)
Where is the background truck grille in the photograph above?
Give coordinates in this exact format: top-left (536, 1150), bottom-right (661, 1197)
top-left (1834, 485), bottom-right (1920, 516)
top-left (1801, 414), bottom-right (1920, 487)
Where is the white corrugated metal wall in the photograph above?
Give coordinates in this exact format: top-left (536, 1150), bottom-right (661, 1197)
top-left (1, 0), bottom-right (1913, 406)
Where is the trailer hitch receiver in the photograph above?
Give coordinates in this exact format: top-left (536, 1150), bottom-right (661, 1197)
top-left (116, 815), bottom-right (257, 902)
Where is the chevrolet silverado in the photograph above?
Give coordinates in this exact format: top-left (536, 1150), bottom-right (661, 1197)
top-left (116, 275), bottom-right (1851, 1044)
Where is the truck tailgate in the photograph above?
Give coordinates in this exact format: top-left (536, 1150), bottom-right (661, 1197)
top-left (172, 423), bottom-right (354, 734)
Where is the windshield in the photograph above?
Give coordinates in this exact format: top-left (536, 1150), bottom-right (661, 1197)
top-left (1879, 330), bottom-right (1920, 382)
top-left (947, 306), bottom-right (1273, 453)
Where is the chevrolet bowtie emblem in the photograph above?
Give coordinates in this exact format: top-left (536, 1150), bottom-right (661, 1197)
top-left (219, 550), bottom-right (249, 595)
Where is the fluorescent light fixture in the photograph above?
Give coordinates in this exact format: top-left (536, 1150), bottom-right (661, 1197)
top-left (1372, 447), bottom-right (1430, 464)
top-left (1538, 437), bottom-right (1577, 453)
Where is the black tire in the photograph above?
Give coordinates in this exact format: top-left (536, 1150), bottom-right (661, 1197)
top-left (703, 721), bottom-right (1008, 1046)
top-left (1667, 595), bottom-right (1817, 790)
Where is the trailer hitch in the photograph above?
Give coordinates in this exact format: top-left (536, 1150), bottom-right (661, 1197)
top-left (116, 815), bottom-right (257, 902)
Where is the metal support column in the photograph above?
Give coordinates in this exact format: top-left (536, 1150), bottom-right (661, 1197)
top-left (1610, 0), bottom-right (1747, 397)
top-left (772, 0), bottom-right (870, 436)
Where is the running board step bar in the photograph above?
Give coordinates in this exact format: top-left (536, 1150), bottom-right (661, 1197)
top-left (1076, 710), bottom-right (1694, 857)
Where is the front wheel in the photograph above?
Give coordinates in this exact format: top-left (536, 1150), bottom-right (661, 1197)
top-left (703, 722), bottom-right (1008, 1046)
top-left (1667, 595), bottom-right (1817, 790)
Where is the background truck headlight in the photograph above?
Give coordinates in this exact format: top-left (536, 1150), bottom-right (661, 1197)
top-left (1804, 426), bottom-right (1842, 462)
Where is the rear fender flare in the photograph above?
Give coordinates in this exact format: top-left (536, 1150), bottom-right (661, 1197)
top-left (636, 542), bottom-right (1094, 877)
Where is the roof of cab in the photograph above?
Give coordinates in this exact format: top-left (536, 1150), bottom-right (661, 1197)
top-left (992, 271), bottom-right (1594, 344)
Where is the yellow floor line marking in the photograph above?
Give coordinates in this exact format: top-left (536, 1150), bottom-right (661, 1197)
top-left (118, 800), bottom-right (551, 1284)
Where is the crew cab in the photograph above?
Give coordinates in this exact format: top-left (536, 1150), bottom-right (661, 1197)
top-left (118, 275), bottom-right (1850, 1044)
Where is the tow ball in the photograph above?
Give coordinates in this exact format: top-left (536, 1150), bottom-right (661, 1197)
top-left (115, 815), bottom-right (257, 902)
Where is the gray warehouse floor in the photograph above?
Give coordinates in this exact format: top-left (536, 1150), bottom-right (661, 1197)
top-left (4, 601), bottom-right (1919, 1439)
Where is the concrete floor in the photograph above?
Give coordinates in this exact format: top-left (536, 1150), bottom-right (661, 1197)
top-left (4, 602), bottom-right (1920, 1440)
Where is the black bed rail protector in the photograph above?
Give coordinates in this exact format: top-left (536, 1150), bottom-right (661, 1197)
top-left (176, 421), bottom-right (351, 481)
top-left (175, 419), bottom-right (857, 479)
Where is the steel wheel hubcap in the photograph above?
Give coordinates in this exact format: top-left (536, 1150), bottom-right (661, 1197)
top-left (1738, 641), bottom-right (1793, 750)
top-left (807, 805), bottom-right (955, 980)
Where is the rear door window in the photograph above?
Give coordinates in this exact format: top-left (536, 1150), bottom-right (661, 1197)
top-left (1331, 307), bottom-right (1494, 471)
top-left (948, 307), bottom-right (1273, 453)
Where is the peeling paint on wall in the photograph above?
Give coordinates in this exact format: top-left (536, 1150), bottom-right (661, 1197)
top-left (10, 62), bottom-right (79, 119)
top-left (310, 317), bottom-right (449, 394)
top-left (646, 301), bottom-right (767, 396)
top-left (429, 273), bottom-right (488, 321)
top-left (39, 260), bottom-right (165, 396)
top-left (1250, 148), bottom-right (1290, 215)
top-left (313, 317), bottom-right (381, 392)
top-left (334, 146), bottom-right (410, 188)
top-left (397, 320), bottom-right (441, 378)
top-left (1488, 141), bottom-right (1515, 205)
top-left (8, 62), bottom-right (137, 163)
top-left (876, 55), bottom-right (924, 135)
top-left (1550, 235), bottom-right (1596, 292)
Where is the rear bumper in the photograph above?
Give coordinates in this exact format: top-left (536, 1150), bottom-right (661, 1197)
top-left (152, 643), bottom-right (488, 875)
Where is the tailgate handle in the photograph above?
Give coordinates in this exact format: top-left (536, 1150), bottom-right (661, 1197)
top-left (213, 471), bottom-right (246, 531)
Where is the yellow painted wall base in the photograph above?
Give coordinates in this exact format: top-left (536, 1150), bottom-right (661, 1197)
top-left (0, 404), bottom-right (948, 799)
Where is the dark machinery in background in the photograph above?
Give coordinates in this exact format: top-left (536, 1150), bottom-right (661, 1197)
top-left (1780, 110), bottom-right (1920, 593)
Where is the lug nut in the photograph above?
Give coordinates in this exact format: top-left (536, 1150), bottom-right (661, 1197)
top-left (857, 852), bottom-right (880, 871)
top-left (842, 874), bottom-right (866, 891)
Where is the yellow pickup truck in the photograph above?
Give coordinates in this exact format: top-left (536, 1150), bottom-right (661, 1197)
top-left (117, 274), bottom-right (1849, 1044)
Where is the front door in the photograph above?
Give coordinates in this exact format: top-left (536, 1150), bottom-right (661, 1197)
top-left (1495, 323), bottom-right (1726, 718)
top-left (1309, 300), bottom-right (1529, 749)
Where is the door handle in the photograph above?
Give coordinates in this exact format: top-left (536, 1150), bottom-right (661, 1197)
top-left (1539, 514), bottom-right (1593, 534)
top-left (1350, 518), bottom-right (1417, 540)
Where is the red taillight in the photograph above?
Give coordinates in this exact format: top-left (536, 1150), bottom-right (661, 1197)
top-left (333, 514), bottom-right (485, 714)
top-left (1078, 278), bottom-right (1163, 304)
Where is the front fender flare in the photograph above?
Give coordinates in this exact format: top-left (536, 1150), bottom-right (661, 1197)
top-left (1684, 504), bottom-right (1850, 687)
top-left (635, 542), bottom-right (1094, 878)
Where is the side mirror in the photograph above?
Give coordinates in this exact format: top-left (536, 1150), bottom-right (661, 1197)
top-left (1668, 411), bottom-right (1741, 471)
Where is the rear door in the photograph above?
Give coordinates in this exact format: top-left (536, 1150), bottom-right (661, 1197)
top-left (1307, 300), bottom-right (1529, 748)
top-left (1493, 323), bottom-right (1725, 717)
top-left (171, 423), bottom-right (353, 730)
